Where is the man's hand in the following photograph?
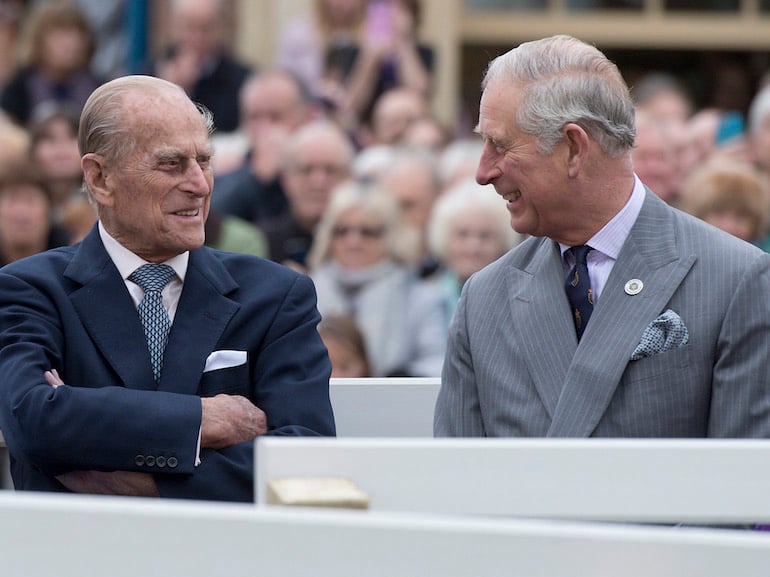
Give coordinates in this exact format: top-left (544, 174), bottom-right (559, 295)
top-left (56, 470), bottom-right (160, 497)
top-left (200, 394), bottom-right (267, 449)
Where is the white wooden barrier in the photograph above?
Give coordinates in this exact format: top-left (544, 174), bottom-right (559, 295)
top-left (255, 437), bottom-right (770, 525)
top-left (329, 377), bottom-right (440, 437)
top-left (0, 491), bottom-right (769, 577)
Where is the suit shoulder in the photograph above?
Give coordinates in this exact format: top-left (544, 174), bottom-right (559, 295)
top-left (208, 248), bottom-right (308, 284)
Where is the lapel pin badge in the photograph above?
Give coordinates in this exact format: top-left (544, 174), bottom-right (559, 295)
top-left (624, 279), bottom-right (643, 295)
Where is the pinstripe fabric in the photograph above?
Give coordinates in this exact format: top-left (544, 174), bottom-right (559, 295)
top-left (435, 190), bottom-right (770, 439)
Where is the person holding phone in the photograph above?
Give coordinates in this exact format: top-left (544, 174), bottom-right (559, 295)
top-left (326, 0), bottom-right (434, 138)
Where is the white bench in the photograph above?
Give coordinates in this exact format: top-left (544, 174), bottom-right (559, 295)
top-left (255, 437), bottom-right (770, 525)
top-left (0, 491), bottom-right (769, 576)
top-left (329, 377), bottom-right (440, 437)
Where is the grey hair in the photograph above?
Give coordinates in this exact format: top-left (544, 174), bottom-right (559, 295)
top-left (79, 75), bottom-right (213, 159)
top-left (78, 75), bottom-right (214, 200)
top-left (307, 180), bottom-right (421, 270)
top-left (482, 35), bottom-right (636, 157)
top-left (427, 177), bottom-right (521, 262)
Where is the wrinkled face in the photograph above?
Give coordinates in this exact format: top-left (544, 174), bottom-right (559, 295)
top-left (33, 118), bottom-right (81, 181)
top-left (330, 206), bottom-right (388, 269)
top-left (97, 93), bottom-right (213, 263)
top-left (475, 80), bottom-right (572, 241)
top-left (0, 185), bottom-right (51, 248)
top-left (445, 208), bottom-right (507, 282)
top-left (282, 135), bottom-right (351, 228)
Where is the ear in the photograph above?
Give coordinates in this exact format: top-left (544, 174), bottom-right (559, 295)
top-left (563, 123), bottom-right (590, 178)
top-left (81, 153), bottom-right (114, 207)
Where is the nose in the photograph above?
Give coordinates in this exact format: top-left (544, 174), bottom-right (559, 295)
top-left (183, 160), bottom-right (212, 196)
top-left (476, 143), bottom-right (500, 185)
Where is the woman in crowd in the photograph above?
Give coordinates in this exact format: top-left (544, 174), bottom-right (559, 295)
top-left (423, 177), bottom-right (522, 328)
top-left (0, 161), bottom-right (69, 265)
top-left (680, 158), bottom-right (769, 245)
top-left (1, 1), bottom-right (101, 126)
top-left (307, 180), bottom-right (445, 377)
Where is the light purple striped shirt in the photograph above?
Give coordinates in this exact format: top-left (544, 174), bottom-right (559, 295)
top-left (560, 175), bottom-right (646, 304)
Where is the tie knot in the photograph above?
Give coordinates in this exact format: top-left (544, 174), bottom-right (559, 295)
top-left (569, 245), bottom-right (592, 265)
top-left (129, 263), bottom-right (176, 292)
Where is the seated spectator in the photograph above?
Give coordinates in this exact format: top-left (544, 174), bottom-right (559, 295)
top-left (631, 72), bottom-right (693, 126)
top-left (275, 0), bottom-right (366, 102)
top-left (437, 137), bottom-right (484, 190)
top-left (0, 161), bottom-right (69, 265)
top-left (362, 86), bottom-right (428, 147)
top-left (150, 0), bottom-right (251, 133)
top-left (632, 112), bottom-right (680, 206)
top-left (374, 146), bottom-right (441, 276)
top-left (318, 313), bottom-right (371, 378)
top-left (1, 1), bottom-right (101, 126)
top-left (28, 102), bottom-right (82, 217)
top-left (402, 113), bottom-right (450, 153)
top-left (680, 158), bottom-right (769, 245)
top-left (211, 70), bottom-right (317, 225)
top-left (330, 0), bottom-right (433, 134)
top-left (262, 120), bottom-right (354, 272)
top-left (308, 181), bottom-right (445, 377)
top-left (423, 177), bottom-right (522, 327)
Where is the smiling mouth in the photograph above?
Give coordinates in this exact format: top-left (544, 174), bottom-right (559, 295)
top-left (174, 209), bottom-right (200, 217)
top-left (502, 191), bottom-right (521, 202)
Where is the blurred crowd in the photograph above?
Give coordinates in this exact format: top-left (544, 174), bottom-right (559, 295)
top-left (1, 0), bottom-right (770, 379)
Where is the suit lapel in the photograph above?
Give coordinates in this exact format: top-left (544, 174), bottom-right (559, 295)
top-left (547, 192), bottom-right (696, 437)
top-left (510, 239), bottom-right (576, 418)
top-left (65, 227), bottom-right (156, 390)
top-left (157, 248), bottom-right (240, 395)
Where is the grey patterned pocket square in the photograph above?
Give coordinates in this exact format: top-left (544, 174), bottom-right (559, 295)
top-left (630, 309), bottom-right (689, 361)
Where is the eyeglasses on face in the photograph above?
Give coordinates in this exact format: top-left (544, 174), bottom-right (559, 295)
top-left (331, 224), bottom-right (385, 239)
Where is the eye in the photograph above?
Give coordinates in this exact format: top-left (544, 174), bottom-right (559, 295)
top-left (158, 158), bottom-right (182, 171)
top-left (197, 155), bottom-right (212, 169)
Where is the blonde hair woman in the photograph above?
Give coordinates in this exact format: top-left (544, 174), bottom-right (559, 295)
top-left (308, 180), bottom-right (445, 377)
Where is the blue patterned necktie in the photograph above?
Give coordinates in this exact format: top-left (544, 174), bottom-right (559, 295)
top-left (565, 245), bottom-right (594, 340)
top-left (129, 264), bottom-right (176, 382)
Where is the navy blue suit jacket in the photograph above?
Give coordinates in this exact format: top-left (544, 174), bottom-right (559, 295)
top-left (0, 226), bottom-right (335, 502)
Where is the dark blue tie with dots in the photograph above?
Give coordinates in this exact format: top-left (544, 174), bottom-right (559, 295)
top-left (129, 264), bottom-right (176, 382)
top-left (565, 245), bottom-right (594, 340)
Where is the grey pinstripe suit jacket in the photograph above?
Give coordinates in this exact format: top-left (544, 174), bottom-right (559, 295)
top-left (434, 190), bottom-right (770, 438)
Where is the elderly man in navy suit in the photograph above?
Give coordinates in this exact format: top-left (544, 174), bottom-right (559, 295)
top-left (0, 75), bottom-right (335, 502)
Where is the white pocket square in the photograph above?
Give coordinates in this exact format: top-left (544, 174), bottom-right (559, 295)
top-left (204, 350), bottom-right (247, 372)
top-left (630, 309), bottom-right (689, 361)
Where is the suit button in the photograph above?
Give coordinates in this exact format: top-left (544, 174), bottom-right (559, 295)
top-left (146, 456), bottom-right (156, 467)
top-left (167, 456), bottom-right (178, 468)
top-left (156, 456), bottom-right (166, 468)
top-left (135, 455), bottom-right (145, 467)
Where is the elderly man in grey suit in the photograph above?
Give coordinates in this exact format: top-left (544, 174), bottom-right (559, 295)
top-left (434, 35), bottom-right (770, 438)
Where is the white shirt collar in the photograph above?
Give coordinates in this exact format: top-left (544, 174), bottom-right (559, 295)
top-left (98, 221), bottom-right (189, 282)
